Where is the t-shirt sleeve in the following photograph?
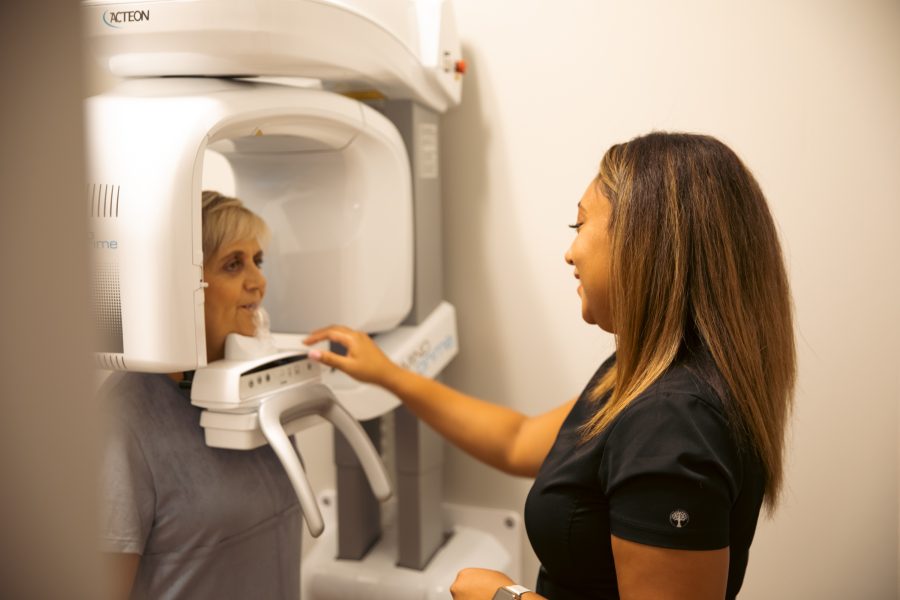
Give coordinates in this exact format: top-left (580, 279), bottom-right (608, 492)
top-left (599, 392), bottom-right (741, 550)
top-left (99, 415), bottom-right (156, 554)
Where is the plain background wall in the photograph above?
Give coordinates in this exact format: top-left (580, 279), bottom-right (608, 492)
top-left (1, 1), bottom-right (104, 598)
top-left (82, 1), bottom-right (900, 598)
top-left (440, 1), bottom-right (900, 598)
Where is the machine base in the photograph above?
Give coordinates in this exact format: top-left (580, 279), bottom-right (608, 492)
top-left (301, 489), bottom-right (523, 600)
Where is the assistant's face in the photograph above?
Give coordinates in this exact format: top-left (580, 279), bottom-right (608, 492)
top-left (564, 181), bottom-right (614, 332)
top-left (204, 237), bottom-right (267, 361)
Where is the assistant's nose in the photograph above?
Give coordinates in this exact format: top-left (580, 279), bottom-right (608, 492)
top-left (564, 245), bottom-right (574, 266)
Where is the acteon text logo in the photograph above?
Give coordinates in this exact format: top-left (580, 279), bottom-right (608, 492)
top-left (103, 9), bottom-right (150, 29)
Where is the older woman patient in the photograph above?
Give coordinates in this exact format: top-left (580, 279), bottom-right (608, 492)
top-left (99, 191), bottom-right (300, 600)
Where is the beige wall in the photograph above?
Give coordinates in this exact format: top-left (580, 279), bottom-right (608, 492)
top-left (0, 1), bottom-right (104, 598)
top-left (440, 0), bottom-right (900, 597)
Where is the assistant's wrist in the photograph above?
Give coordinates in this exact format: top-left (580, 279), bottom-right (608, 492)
top-left (375, 361), bottom-right (410, 392)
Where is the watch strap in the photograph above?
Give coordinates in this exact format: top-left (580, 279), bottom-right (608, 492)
top-left (492, 584), bottom-right (533, 600)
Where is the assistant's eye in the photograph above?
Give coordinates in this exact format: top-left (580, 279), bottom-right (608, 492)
top-left (254, 255), bottom-right (264, 268)
top-left (568, 222), bottom-right (584, 232)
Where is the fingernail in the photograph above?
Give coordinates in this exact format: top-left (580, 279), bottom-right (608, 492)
top-left (309, 349), bottom-right (322, 361)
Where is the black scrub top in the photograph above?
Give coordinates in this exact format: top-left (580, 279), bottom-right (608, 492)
top-left (524, 355), bottom-right (765, 600)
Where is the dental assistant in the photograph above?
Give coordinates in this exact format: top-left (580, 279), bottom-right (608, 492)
top-left (305, 132), bottom-right (796, 600)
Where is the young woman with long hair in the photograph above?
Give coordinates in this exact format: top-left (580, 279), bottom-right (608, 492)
top-left (305, 132), bottom-right (795, 600)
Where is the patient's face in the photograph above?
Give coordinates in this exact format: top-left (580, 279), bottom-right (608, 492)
top-left (203, 237), bottom-right (267, 362)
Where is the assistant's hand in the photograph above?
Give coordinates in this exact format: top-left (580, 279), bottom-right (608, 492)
top-left (303, 325), bottom-right (401, 387)
top-left (450, 568), bottom-right (515, 600)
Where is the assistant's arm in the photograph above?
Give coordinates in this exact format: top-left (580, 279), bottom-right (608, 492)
top-left (604, 392), bottom-right (734, 599)
top-left (611, 536), bottom-right (729, 600)
top-left (304, 326), bottom-right (574, 477)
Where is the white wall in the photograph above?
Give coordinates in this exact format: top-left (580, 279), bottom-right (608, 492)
top-left (440, 1), bottom-right (900, 598)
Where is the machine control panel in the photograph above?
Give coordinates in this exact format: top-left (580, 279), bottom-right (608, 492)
top-left (240, 356), bottom-right (321, 402)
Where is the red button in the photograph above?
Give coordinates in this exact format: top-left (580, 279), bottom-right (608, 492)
top-left (455, 59), bottom-right (467, 75)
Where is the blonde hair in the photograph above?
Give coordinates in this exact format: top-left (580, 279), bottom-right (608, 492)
top-left (583, 132), bottom-right (795, 512)
top-left (201, 190), bottom-right (270, 261)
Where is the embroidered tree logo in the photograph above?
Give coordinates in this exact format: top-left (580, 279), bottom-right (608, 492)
top-left (669, 509), bottom-right (690, 528)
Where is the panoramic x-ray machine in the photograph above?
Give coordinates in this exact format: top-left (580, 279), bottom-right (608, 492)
top-left (84, 1), bottom-right (520, 597)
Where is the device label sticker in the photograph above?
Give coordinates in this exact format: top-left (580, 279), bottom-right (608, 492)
top-left (417, 123), bottom-right (439, 180)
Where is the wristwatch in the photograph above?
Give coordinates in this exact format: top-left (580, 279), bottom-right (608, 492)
top-left (491, 584), bottom-right (532, 600)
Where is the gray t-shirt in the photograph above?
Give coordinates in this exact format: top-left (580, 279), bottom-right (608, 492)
top-left (99, 372), bottom-right (301, 600)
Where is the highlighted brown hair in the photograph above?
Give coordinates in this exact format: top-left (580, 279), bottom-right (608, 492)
top-left (584, 132), bottom-right (795, 511)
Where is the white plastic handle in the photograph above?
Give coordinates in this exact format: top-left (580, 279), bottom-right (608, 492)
top-left (257, 391), bottom-right (325, 536)
top-left (256, 381), bottom-right (391, 537)
top-left (321, 396), bottom-right (392, 501)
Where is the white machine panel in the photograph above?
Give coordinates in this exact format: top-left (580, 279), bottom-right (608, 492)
top-left (82, 0), bottom-right (463, 112)
top-left (87, 78), bottom-right (413, 372)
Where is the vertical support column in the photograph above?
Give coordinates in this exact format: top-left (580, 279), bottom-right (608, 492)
top-left (333, 417), bottom-right (382, 560)
top-left (381, 100), bottom-right (444, 323)
top-left (394, 404), bottom-right (446, 569)
top-left (380, 100), bottom-right (447, 569)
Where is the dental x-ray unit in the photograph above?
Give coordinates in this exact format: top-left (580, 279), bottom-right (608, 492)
top-left (85, 1), bottom-right (520, 597)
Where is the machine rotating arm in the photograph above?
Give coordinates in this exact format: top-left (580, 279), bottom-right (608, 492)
top-left (257, 381), bottom-right (392, 537)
